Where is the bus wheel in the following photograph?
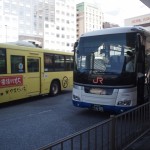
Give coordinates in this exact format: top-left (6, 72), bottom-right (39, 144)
top-left (50, 81), bottom-right (60, 96)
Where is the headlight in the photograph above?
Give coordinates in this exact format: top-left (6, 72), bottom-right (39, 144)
top-left (117, 100), bottom-right (131, 106)
top-left (72, 95), bottom-right (80, 101)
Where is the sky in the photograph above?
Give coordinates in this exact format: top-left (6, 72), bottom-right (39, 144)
top-left (76, 0), bottom-right (150, 26)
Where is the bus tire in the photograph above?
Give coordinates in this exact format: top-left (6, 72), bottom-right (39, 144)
top-left (50, 80), bottom-right (60, 96)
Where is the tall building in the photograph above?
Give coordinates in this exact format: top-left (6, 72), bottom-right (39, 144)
top-left (39, 0), bottom-right (76, 52)
top-left (0, 14), bottom-right (18, 43)
top-left (76, 2), bottom-right (104, 39)
top-left (26, 0), bottom-right (76, 52)
top-left (103, 22), bottom-right (119, 29)
top-left (0, 0), bottom-right (37, 43)
top-left (0, 0), bottom-right (76, 52)
top-left (34, 0), bottom-right (55, 37)
top-left (0, 0), bottom-right (19, 43)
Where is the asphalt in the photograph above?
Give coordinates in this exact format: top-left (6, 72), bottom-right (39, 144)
top-left (126, 130), bottom-right (150, 150)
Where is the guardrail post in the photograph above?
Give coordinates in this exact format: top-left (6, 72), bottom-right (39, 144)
top-left (110, 115), bottom-right (116, 150)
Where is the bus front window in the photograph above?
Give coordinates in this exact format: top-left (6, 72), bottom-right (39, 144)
top-left (75, 33), bottom-right (136, 74)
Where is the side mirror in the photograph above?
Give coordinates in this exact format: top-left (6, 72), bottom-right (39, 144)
top-left (73, 41), bottom-right (78, 51)
top-left (136, 33), bottom-right (142, 51)
top-left (136, 33), bottom-right (144, 63)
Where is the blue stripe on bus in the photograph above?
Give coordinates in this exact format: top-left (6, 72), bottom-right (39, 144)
top-left (72, 100), bottom-right (135, 113)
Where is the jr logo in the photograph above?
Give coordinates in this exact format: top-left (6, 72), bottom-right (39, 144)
top-left (93, 77), bottom-right (103, 84)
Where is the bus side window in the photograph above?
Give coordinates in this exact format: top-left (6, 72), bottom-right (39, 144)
top-left (65, 56), bottom-right (73, 71)
top-left (27, 58), bottom-right (39, 72)
top-left (44, 53), bottom-right (54, 72)
top-left (11, 55), bottom-right (25, 73)
top-left (0, 48), bottom-right (7, 74)
top-left (54, 55), bottom-right (65, 71)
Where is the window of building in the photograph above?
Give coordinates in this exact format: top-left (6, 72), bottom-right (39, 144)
top-left (56, 2), bottom-right (60, 5)
top-left (56, 26), bottom-right (60, 30)
top-left (61, 27), bottom-right (65, 30)
top-left (61, 11), bottom-right (65, 15)
top-left (45, 16), bottom-right (48, 21)
top-left (66, 20), bottom-right (69, 24)
top-left (45, 32), bottom-right (49, 35)
top-left (62, 42), bottom-right (65, 46)
top-left (51, 32), bottom-right (55, 36)
top-left (11, 55), bottom-right (25, 73)
top-left (5, 16), bottom-right (9, 21)
top-left (45, 40), bottom-right (49, 43)
top-left (45, 24), bottom-right (49, 28)
top-left (67, 5), bottom-right (69, 9)
top-left (56, 34), bottom-right (60, 38)
top-left (67, 35), bottom-right (70, 39)
top-left (51, 24), bottom-right (55, 28)
top-left (61, 19), bottom-right (65, 23)
top-left (39, 16), bottom-right (42, 19)
top-left (56, 18), bottom-right (60, 22)
top-left (56, 10), bottom-right (60, 14)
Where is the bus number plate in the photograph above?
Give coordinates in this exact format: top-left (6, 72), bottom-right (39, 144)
top-left (93, 105), bottom-right (103, 112)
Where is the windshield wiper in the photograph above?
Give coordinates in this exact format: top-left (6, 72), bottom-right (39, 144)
top-left (92, 70), bottom-right (120, 75)
top-left (77, 69), bottom-right (120, 75)
top-left (104, 72), bottom-right (120, 75)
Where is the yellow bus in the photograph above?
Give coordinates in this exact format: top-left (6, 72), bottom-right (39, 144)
top-left (0, 42), bottom-right (73, 103)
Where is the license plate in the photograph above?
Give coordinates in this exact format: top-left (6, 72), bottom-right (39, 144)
top-left (93, 105), bottom-right (104, 111)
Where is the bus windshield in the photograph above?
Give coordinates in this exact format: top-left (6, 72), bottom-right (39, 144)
top-left (75, 33), bottom-right (136, 74)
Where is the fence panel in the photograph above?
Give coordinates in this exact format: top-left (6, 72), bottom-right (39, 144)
top-left (38, 102), bottom-right (150, 150)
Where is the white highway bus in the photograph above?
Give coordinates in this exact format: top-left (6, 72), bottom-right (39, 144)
top-left (72, 26), bottom-right (150, 113)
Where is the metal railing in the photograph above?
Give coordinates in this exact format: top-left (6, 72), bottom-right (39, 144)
top-left (38, 102), bottom-right (150, 150)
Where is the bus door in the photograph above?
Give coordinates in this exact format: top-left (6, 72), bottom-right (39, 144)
top-left (27, 57), bottom-right (41, 96)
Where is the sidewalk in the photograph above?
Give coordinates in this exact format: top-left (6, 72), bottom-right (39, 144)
top-left (126, 130), bottom-right (150, 150)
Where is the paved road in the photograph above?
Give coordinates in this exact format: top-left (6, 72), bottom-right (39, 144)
top-left (0, 90), bottom-right (110, 150)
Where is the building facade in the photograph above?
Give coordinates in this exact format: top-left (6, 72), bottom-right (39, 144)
top-left (76, 2), bottom-right (104, 39)
top-left (0, 0), bottom-right (19, 43)
top-left (0, 0), bottom-right (37, 43)
top-left (124, 13), bottom-right (150, 31)
top-left (0, 0), bottom-right (76, 52)
top-left (0, 14), bottom-right (18, 43)
top-left (42, 0), bottom-right (76, 52)
top-left (103, 22), bottom-right (119, 29)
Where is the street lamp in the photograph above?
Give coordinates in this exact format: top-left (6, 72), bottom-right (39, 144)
top-left (5, 25), bottom-right (7, 43)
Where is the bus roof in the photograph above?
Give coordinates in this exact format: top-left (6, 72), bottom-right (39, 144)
top-left (0, 42), bottom-right (73, 55)
top-left (80, 26), bottom-right (150, 37)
